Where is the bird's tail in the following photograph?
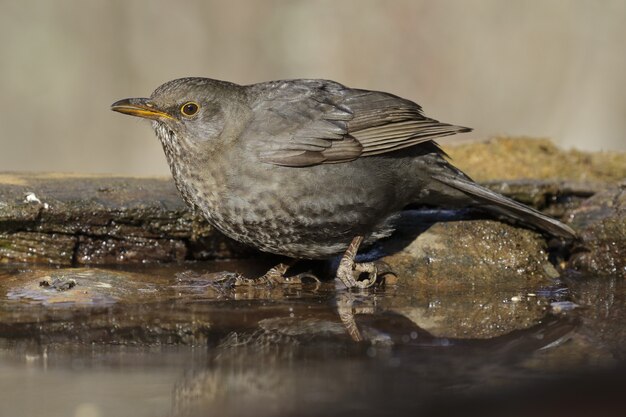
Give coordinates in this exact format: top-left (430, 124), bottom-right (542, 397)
top-left (432, 174), bottom-right (577, 239)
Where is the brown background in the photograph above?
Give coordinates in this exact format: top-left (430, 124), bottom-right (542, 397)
top-left (1, 0), bottom-right (624, 176)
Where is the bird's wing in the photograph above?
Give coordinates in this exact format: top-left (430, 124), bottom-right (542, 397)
top-left (243, 79), bottom-right (470, 167)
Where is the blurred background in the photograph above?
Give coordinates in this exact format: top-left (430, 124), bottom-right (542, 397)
top-left (1, 0), bottom-right (624, 175)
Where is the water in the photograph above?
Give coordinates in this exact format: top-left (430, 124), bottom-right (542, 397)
top-left (0, 263), bottom-right (624, 417)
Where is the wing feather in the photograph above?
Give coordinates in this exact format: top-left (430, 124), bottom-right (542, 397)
top-left (242, 80), bottom-right (470, 167)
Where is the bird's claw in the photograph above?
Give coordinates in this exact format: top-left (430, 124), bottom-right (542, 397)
top-left (193, 263), bottom-right (318, 288)
top-left (354, 262), bottom-right (378, 288)
top-left (208, 272), bottom-right (251, 287)
top-left (336, 261), bottom-right (378, 289)
top-left (335, 236), bottom-right (381, 289)
top-left (176, 264), bottom-right (320, 290)
top-left (257, 263), bottom-right (320, 287)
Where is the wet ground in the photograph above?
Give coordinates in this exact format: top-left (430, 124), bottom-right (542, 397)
top-left (1, 261), bottom-right (624, 417)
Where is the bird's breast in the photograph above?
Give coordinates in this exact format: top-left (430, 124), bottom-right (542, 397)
top-left (180, 158), bottom-right (403, 257)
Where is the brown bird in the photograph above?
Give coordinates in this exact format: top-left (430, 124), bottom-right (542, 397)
top-left (111, 77), bottom-right (575, 288)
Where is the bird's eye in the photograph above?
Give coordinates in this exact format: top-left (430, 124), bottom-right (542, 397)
top-left (180, 102), bottom-right (199, 117)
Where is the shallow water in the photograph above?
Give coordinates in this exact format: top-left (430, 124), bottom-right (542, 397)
top-left (0, 262), bottom-right (624, 417)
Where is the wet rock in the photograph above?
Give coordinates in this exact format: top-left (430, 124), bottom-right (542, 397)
top-left (3, 267), bottom-right (162, 306)
top-left (0, 266), bottom-right (216, 345)
top-left (568, 184), bottom-right (626, 276)
top-left (0, 173), bottom-right (249, 265)
top-left (370, 211), bottom-right (564, 338)
top-left (0, 231), bottom-right (76, 264)
top-left (380, 212), bottom-right (559, 289)
top-left (73, 235), bottom-right (187, 264)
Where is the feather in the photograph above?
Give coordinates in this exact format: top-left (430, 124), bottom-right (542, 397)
top-left (241, 79), bottom-right (470, 167)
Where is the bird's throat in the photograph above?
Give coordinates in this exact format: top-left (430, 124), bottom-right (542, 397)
top-left (152, 122), bottom-right (223, 224)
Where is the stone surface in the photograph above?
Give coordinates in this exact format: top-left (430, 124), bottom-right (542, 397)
top-left (567, 183), bottom-right (626, 276)
top-left (379, 213), bottom-right (559, 289)
top-left (0, 172), bottom-right (589, 268)
top-left (372, 211), bottom-right (561, 339)
top-left (0, 173), bottom-right (250, 265)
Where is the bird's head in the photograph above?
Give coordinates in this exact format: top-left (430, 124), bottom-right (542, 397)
top-left (111, 77), bottom-right (249, 156)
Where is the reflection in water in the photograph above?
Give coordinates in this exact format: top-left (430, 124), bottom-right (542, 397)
top-left (0, 265), bottom-right (624, 416)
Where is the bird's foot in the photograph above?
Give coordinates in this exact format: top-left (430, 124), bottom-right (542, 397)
top-left (206, 263), bottom-right (320, 288)
top-left (335, 236), bottom-right (376, 289)
top-left (337, 261), bottom-right (378, 289)
top-left (257, 263), bottom-right (320, 286)
top-left (335, 236), bottom-right (398, 289)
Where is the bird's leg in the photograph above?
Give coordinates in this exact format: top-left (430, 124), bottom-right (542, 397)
top-left (335, 236), bottom-right (378, 289)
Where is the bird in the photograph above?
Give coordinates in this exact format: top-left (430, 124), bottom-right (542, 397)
top-left (111, 77), bottom-right (576, 288)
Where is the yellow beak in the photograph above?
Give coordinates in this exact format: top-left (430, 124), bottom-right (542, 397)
top-left (111, 98), bottom-right (173, 120)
